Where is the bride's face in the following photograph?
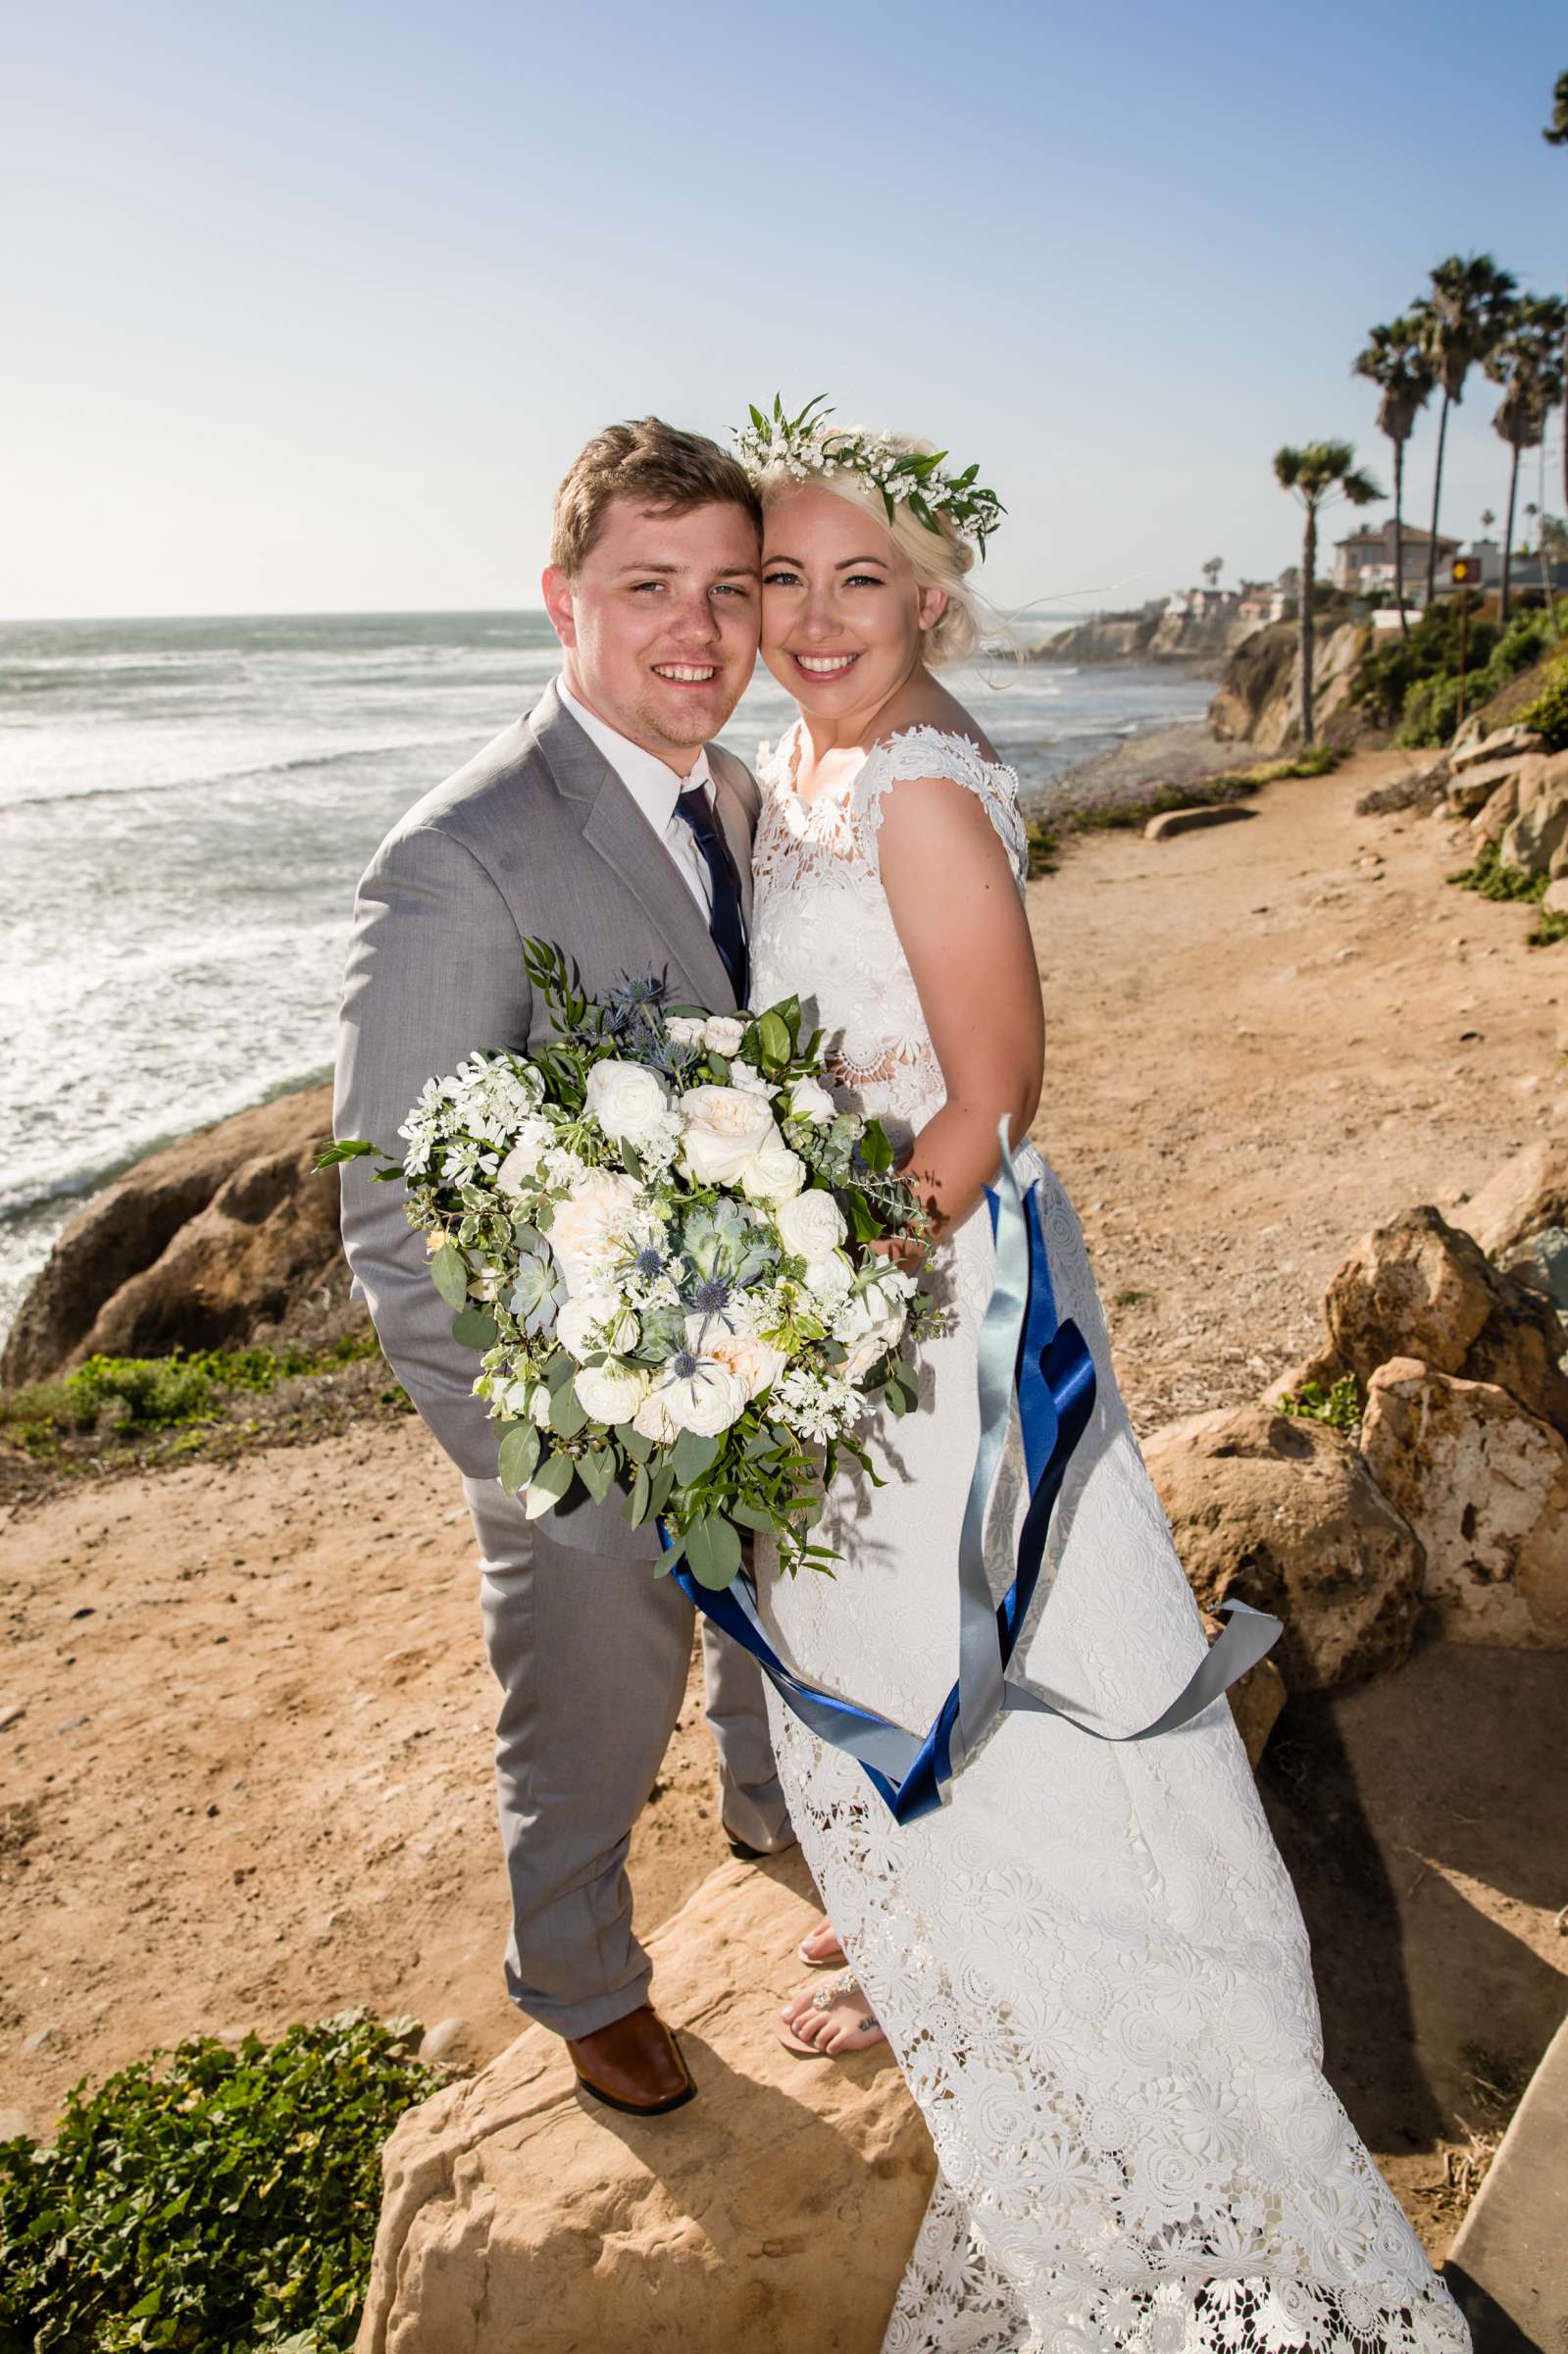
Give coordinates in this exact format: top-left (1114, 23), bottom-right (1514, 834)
top-left (760, 486), bottom-right (946, 716)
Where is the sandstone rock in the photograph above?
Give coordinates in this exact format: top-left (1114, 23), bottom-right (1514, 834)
top-left (1459, 1139), bottom-right (1568, 1258)
top-left (1143, 804), bottom-right (1255, 841)
top-left (356, 1860), bottom-right (933, 2354)
top-left (1261, 1348), bottom-right (1351, 1413)
top-left (1497, 1225), bottom-right (1568, 1319)
top-left (1142, 1404), bottom-right (1424, 1689)
top-left (1322, 1205), bottom-right (1568, 1439)
top-left (416, 2016), bottom-right (466, 2063)
top-left (1449, 726), bottom-right (1548, 774)
top-left (1354, 760), bottom-right (1447, 817)
top-left (1, 1085), bottom-right (341, 1387)
top-left (1468, 775), bottom-right (1522, 849)
top-left (1497, 751), bottom-right (1568, 883)
top-left (1446, 754), bottom-right (1541, 818)
top-left (1542, 878), bottom-right (1568, 919)
top-left (1361, 1358), bottom-right (1568, 1647)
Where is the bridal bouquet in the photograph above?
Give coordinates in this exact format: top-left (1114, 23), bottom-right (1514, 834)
top-left (326, 943), bottom-right (934, 1586)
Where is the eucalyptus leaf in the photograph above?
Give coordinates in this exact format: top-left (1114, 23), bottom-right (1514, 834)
top-left (671, 1428), bottom-right (721, 1486)
top-left (578, 1448), bottom-right (617, 1505)
top-left (497, 1421), bottom-right (542, 1495)
top-left (548, 1381), bottom-right (587, 1439)
top-left (625, 1463), bottom-right (653, 1525)
top-left (618, 1422), bottom-right (653, 1464)
top-left (428, 1243), bottom-right (471, 1310)
top-left (529, 1450), bottom-right (576, 1507)
top-left (451, 1307), bottom-right (499, 1353)
top-left (728, 1499), bottom-right (778, 1534)
top-left (684, 1513), bottom-right (743, 1591)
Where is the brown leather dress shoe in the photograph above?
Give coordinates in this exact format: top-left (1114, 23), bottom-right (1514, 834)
top-left (566, 2003), bottom-right (696, 2118)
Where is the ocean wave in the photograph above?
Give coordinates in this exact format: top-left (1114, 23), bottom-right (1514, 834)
top-left (0, 735), bottom-right (470, 814)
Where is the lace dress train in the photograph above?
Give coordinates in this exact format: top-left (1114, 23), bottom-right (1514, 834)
top-left (746, 726), bottom-right (1468, 2354)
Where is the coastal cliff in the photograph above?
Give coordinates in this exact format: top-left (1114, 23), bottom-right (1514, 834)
top-left (1209, 618), bottom-right (1368, 752)
top-left (1032, 601), bottom-right (1261, 669)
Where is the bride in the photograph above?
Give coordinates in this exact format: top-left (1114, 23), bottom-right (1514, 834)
top-left (736, 404), bottom-right (1469, 2352)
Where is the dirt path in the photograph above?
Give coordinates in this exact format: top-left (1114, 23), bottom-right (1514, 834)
top-left (2, 747), bottom-right (1564, 2263)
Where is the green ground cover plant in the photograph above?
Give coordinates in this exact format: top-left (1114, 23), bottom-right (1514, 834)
top-left (0, 2012), bottom-right (445, 2353)
top-left (1447, 840), bottom-right (1568, 946)
top-left (1520, 648), bottom-right (1568, 750)
top-left (0, 1334), bottom-right (380, 1449)
top-left (1277, 1375), bottom-right (1362, 1432)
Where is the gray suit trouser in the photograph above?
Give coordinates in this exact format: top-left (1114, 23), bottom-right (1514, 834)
top-left (464, 1475), bottom-right (793, 2039)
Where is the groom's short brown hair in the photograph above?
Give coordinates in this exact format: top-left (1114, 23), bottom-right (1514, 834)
top-left (550, 417), bottom-right (762, 577)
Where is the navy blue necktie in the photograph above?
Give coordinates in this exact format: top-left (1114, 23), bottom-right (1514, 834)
top-left (675, 784), bottom-right (748, 1005)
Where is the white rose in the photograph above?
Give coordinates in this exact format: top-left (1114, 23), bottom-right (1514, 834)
top-left (662, 1360), bottom-right (748, 1437)
top-left (678, 1087), bottom-right (781, 1188)
top-left (575, 1358), bottom-right (650, 1424)
top-left (803, 1251), bottom-right (853, 1306)
top-left (702, 1015), bottom-right (747, 1056)
top-left (547, 1170), bottom-right (641, 1295)
top-left (727, 1059), bottom-right (775, 1099)
top-left (740, 1139), bottom-right (805, 1204)
top-left (700, 1326), bottom-right (788, 1402)
top-left (788, 1075), bottom-right (836, 1125)
top-left (665, 1015), bottom-right (706, 1044)
top-left (584, 1057), bottom-right (669, 1145)
top-left (774, 1187), bottom-right (847, 1261)
top-left (555, 1291), bottom-right (617, 1361)
top-left (836, 1276), bottom-right (909, 1383)
top-left (494, 1117), bottom-right (553, 1195)
top-left (632, 1386), bottom-right (682, 1445)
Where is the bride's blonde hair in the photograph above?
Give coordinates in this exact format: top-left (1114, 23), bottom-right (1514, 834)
top-left (754, 429), bottom-right (990, 669)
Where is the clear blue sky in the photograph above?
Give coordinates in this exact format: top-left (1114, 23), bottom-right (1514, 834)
top-left (5, 0), bottom-right (1564, 620)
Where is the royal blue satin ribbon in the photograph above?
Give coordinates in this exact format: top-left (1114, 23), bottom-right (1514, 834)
top-left (667, 1119), bottom-right (1282, 1823)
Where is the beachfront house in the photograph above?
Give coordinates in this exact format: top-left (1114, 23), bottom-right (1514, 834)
top-left (1238, 579), bottom-right (1291, 625)
top-left (1163, 585), bottom-right (1240, 622)
top-left (1333, 520), bottom-right (1457, 599)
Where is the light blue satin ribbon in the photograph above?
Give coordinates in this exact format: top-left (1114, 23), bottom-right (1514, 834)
top-left (669, 1119), bottom-right (1282, 1821)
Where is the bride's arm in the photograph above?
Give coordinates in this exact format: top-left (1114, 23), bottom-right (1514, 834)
top-left (873, 773), bottom-right (1044, 1243)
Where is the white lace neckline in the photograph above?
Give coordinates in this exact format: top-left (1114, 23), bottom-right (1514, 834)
top-left (774, 716), bottom-right (1020, 816)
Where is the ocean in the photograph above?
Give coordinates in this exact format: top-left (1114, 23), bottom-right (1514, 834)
top-left (0, 610), bottom-right (1214, 1350)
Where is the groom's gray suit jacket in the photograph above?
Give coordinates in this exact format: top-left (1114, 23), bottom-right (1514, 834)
top-left (334, 681), bottom-right (758, 1557)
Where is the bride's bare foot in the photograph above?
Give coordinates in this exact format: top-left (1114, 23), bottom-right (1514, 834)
top-left (798, 1914), bottom-right (847, 1970)
top-left (776, 1970), bottom-right (886, 2058)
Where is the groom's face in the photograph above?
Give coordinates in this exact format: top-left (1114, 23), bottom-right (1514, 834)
top-left (543, 497), bottom-right (761, 767)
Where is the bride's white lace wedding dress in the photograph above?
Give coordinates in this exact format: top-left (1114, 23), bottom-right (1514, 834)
top-left (748, 723), bottom-right (1468, 2354)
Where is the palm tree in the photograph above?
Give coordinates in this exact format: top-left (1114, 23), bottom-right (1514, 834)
top-left (1352, 316), bottom-right (1435, 636)
top-left (1202, 556), bottom-right (1224, 588)
top-left (1485, 294), bottom-right (1568, 622)
top-left (1415, 255), bottom-right (1519, 605)
top-left (1544, 74), bottom-right (1568, 514)
top-left (1273, 442), bottom-right (1384, 745)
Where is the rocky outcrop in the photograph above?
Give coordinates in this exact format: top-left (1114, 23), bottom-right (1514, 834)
top-left (1496, 750), bottom-right (1568, 884)
top-left (1, 1085), bottom-right (344, 1388)
top-left (1456, 1138), bottom-right (1568, 1259)
top-left (1208, 620), bottom-right (1364, 754)
top-left (1142, 1404), bottom-right (1424, 1690)
top-left (1030, 603), bottom-right (1253, 668)
top-left (1449, 725), bottom-right (1548, 775)
top-left (355, 1860), bottom-right (933, 2354)
top-left (1321, 1205), bottom-right (1568, 1439)
top-left (1361, 1359), bottom-right (1568, 1647)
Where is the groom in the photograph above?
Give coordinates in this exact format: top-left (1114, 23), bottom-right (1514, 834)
top-left (334, 418), bottom-right (792, 2117)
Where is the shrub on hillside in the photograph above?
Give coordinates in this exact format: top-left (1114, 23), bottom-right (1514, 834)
top-left (1522, 650), bottom-right (1568, 751)
top-left (1353, 599), bottom-right (1567, 745)
top-left (0, 2012), bottom-right (444, 2352)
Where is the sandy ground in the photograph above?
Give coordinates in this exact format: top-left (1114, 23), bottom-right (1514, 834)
top-left (2, 746), bottom-right (1565, 2265)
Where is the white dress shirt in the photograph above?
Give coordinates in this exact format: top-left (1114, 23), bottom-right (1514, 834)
top-left (557, 676), bottom-right (717, 921)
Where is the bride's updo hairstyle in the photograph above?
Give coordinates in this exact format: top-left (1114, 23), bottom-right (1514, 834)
top-left (750, 421), bottom-right (997, 669)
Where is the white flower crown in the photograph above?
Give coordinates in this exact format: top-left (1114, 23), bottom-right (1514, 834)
top-left (734, 395), bottom-right (1004, 553)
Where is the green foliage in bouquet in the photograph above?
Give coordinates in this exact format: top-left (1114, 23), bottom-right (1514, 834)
top-left (0, 2011), bottom-right (444, 2353)
top-left (323, 944), bottom-right (937, 1585)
